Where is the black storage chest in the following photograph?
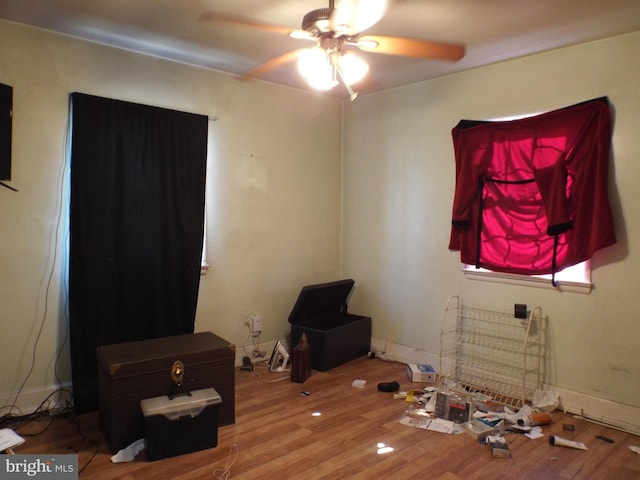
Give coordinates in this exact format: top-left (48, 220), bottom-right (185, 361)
top-left (288, 279), bottom-right (371, 371)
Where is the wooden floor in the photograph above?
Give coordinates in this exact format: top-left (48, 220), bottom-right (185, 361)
top-left (12, 357), bottom-right (640, 479)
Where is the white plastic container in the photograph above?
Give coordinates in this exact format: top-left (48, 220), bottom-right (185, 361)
top-left (141, 388), bottom-right (221, 461)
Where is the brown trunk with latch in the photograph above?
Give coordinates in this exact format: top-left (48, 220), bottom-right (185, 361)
top-left (97, 331), bottom-right (235, 454)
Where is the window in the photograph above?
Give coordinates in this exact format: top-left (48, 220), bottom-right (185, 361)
top-left (200, 115), bottom-right (218, 275)
top-left (450, 98), bottom-right (615, 293)
top-left (462, 110), bottom-right (591, 293)
top-left (463, 260), bottom-right (591, 293)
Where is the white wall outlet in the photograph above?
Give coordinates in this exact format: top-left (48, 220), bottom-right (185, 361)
top-left (251, 314), bottom-right (263, 335)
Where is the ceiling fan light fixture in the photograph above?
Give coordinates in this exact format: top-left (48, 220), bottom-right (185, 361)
top-left (338, 51), bottom-right (369, 85)
top-left (297, 47), bottom-right (337, 91)
top-left (301, 7), bottom-right (333, 35)
top-left (289, 29), bottom-right (314, 40)
top-left (334, 0), bottom-right (388, 35)
top-left (204, 1), bottom-right (466, 98)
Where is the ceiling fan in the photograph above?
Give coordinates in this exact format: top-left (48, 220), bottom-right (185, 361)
top-left (201, 0), bottom-right (465, 100)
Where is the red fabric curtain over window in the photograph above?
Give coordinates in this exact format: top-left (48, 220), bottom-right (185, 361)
top-left (449, 97), bottom-right (616, 279)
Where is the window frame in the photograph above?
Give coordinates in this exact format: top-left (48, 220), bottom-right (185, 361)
top-left (200, 116), bottom-right (218, 275)
top-left (463, 261), bottom-right (591, 293)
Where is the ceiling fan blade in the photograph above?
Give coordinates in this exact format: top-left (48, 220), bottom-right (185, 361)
top-left (240, 49), bottom-right (308, 80)
top-left (358, 35), bottom-right (465, 61)
top-left (199, 11), bottom-right (294, 36)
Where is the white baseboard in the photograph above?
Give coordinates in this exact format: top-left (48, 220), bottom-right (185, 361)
top-left (370, 336), bottom-right (640, 435)
top-left (553, 387), bottom-right (640, 436)
top-left (0, 383), bottom-right (72, 418)
top-left (369, 337), bottom-right (440, 366)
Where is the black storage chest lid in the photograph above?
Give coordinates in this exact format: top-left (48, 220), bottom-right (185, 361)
top-left (287, 279), bottom-right (355, 326)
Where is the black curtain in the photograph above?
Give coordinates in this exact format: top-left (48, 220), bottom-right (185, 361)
top-left (69, 93), bottom-right (208, 413)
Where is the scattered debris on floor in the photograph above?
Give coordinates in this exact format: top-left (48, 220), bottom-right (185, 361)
top-left (548, 435), bottom-right (588, 450)
top-left (354, 365), bottom-right (638, 464)
top-left (392, 383), bottom-right (595, 459)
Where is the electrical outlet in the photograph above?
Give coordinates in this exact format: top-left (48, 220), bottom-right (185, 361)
top-left (251, 314), bottom-right (263, 335)
top-left (252, 349), bottom-right (266, 358)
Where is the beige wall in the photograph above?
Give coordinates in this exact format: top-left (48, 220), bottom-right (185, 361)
top-left (0, 20), bottom-right (342, 401)
top-left (2, 16), bottom-right (639, 417)
top-left (342, 31), bottom-right (640, 409)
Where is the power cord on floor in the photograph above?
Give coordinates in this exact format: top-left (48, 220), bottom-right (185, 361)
top-left (0, 388), bottom-right (73, 430)
top-left (212, 442), bottom-right (238, 480)
top-left (249, 362), bottom-right (290, 383)
top-left (66, 407), bottom-right (100, 475)
top-left (1, 392), bottom-right (99, 475)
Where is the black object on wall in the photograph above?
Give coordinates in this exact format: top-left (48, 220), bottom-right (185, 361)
top-left (69, 92), bottom-right (208, 413)
top-left (0, 82), bottom-right (12, 181)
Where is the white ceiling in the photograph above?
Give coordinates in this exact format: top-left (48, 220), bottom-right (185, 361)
top-left (1, 0), bottom-right (640, 99)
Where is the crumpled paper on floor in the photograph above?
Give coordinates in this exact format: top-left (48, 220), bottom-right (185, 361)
top-left (531, 389), bottom-right (560, 412)
top-left (111, 438), bottom-right (145, 463)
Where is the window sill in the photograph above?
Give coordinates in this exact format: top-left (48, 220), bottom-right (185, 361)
top-left (463, 268), bottom-right (592, 294)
